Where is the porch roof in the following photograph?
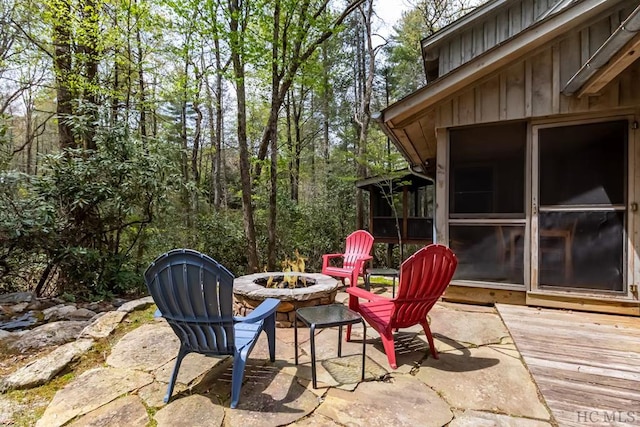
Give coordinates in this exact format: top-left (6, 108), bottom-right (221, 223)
top-left (356, 168), bottom-right (433, 193)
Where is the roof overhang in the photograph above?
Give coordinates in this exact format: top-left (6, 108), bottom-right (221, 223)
top-left (563, 3), bottom-right (640, 96)
top-left (380, 0), bottom-right (617, 167)
top-left (356, 168), bottom-right (434, 193)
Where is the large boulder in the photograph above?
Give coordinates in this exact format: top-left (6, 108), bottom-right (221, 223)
top-left (7, 321), bottom-right (88, 352)
top-left (0, 339), bottom-right (94, 392)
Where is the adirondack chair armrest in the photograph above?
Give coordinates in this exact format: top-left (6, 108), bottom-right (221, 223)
top-left (346, 286), bottom-right (388, 302)
top-left (352, 255), bottom-right (372, 268)
top-left (322, 253), bottom-right (344, 269)
top-left (237, 298), bottom-right (280, 324)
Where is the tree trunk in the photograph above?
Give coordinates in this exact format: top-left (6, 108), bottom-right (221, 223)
top-left (213, 29), bottom-right (225, 207)
top-left (355, 0), bottom-right (375, 230)
top-left (80, 0), bottom-right (99, 150)
top-left (51, 0), bottom-right (75, 150)
top-left (285, 92), bottom-right (294, 200)
top-left (321, 41), bottom-right (330, 189)
top-left (266, 0), bottom-right (281, 271)
top-left (229, 0), bottom-right (259, 272)
top-left (192, 71), bottom-right (203, 185)
top-left (135, 0), bottom-right (147, 144)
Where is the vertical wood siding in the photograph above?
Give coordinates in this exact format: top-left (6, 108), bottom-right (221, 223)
top-left (433, 0), bottom-right (564, 76)
top-left (431, 21), bottom-right (640, 130)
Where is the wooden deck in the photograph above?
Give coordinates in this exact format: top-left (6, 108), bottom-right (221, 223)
top-left (497, 304), bottom-right (640, 427)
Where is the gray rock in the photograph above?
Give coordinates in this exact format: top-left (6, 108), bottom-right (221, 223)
top-left (0, 329), bottom-right (13, 341)
top-left (106, 323), bottom-right (179, 371)
top-left (84, 302), bottom-right (103, 312)
top-left (0, 292), bottom-right (34, 304)
top-left (67, 395), bottom-right (149, 427)
top-left (26, 299), bottom-right (52, 311)
top-left (0, 339), bottom-right (94, 392)
top-left (416, 345), bottom-right (550, 420)
top-left (79, 311), bottom-right (127, 339)
top-left (0, 394), bottom-right (29, 425)
top-left (117, 296), bottom-right (154, 313)
top-left (316, 375), bottom-right (453, 427)
top-left (67, 308), bottom-right (97, 320)
top-left (43, 304), bottom-right (77, 321)
top-left (110, 298), bottom-right (129, 307)
top-left (8, 302), bottom-right (29, 313)
top-left (35, 367), bottom-right (154, 427)
top-left (154, 395), bottom-right (224, 427)
top-left (8, 320), bottom-right (88, 351)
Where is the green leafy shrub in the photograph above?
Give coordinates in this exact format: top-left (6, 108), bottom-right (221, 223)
top-left (0, 126), bottom-right (177, 298)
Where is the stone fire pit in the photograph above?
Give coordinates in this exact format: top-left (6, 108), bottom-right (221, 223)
top-left (233, 272), bottom-right (340, 327)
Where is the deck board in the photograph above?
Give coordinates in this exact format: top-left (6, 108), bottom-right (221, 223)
top-left (497, 304), bottom-right (640, 427)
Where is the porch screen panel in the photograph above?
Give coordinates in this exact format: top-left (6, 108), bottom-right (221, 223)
top-left (538, 211), bottom-right (624, 291)
top-left (539, 121), bottom-right (625, 206)
top-left (449, 122), bottom-right (527, 285)
top-left (538, 120), bottom-right (626, 291)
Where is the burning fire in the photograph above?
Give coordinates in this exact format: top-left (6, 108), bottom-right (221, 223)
top-left (265, 250), bottom-right (308, 288)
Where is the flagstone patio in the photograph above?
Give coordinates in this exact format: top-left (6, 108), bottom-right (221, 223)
top-left (28, 286), bottom-right (556, 427)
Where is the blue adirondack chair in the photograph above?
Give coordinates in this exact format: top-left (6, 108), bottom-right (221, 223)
top-left (144, 249), bottom-right (280, 409)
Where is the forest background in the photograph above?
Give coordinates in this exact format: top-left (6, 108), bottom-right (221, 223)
top-left (0, 0), bottom-right (474, 300)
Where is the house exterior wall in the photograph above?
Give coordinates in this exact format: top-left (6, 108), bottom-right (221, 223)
top-left (422, 11), bottom-right (640, 313)
top-left (405, 8), bottom-right (640, 165)
top-left (427, 31), bottom-right (640, 132)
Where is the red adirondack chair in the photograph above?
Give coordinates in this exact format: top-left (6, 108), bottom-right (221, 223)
top-left (322, 230), bottom-right (374, 287)
top-left (346, 244), bottom-right (458, 369)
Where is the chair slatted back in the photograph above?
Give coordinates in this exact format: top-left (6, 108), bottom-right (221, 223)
top-left (144, 249), bottom-right (236, 355)
top-left (390, 245), bottom-right (457, 329)
top-left (343, 230), bottom-right (374, 270)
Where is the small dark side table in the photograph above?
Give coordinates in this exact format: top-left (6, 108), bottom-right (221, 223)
top-left (294, 304), bottom-right (366, 389)
top-left (365, 268), bottom-right (399, 297)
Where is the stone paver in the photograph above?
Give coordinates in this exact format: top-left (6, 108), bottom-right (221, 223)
top-left (225, 370), bottom-right (320, 427)
top-left (316, 375), bottom-right (453, 426)
top-left (67, 395), bottom-right (149, 427)
top-left (449, 409), bottom-right (553, 426)
top-left (79, 311), bottom-right (127, 339)
top-left (429, 303), bottom-right (511, 351)
top-left (0, 395), bottom-right (28, 425)
top-left (154, 352), bottom-right (229, 386)
top-left (35, 368), bottom-right (154, 427)
top-left (416, 344), bottom-right (550, 420)
top-left (137, 381), bottom-right (176, 408)
top-left (106, 323), bottom-right (178, 371)
top-left (154, 394), bottom-right (224, 427)
top-left (292, 326), bottom-right (389, 388)
top-left (289, 413), bottom-right (343, 426)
